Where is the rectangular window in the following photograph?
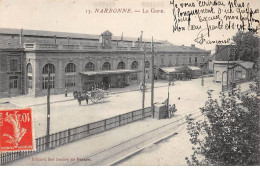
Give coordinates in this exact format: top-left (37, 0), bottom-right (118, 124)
top-left (42, 76), bottom-right (55, 89)
top-left (161, 57), bottom-right (164, 65)
top-left (65, 75), bottom-right (76, 87)
top-left (189, 57), bottom-right (191, 63)
top-left (10, 59), bottom-right (18, 71)
top-left (176, 57), bottom-right (179, 65)
top-left (195, 57), bottom-right (197, 63)
top-left (9, 76), bottom-right (18, 89)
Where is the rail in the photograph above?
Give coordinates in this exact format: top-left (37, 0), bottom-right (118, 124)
top-left (222, 78), bottom-right (249, 92)
top-left (23, 43), bottom-right (145, 51)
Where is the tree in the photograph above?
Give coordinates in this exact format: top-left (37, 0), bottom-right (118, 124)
top-left (185, 86), bottom-right (260, 166)
top-left (232, 31), bottom-right (259, 63)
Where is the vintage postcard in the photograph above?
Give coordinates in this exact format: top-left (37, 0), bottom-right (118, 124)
top-left (0, 0), bottom-right (259, 166)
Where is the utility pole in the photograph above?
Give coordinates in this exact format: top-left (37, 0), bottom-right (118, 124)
top-left (201, 49), bottom-right (205, 86)
top-left (46, 68), bottom-right (51, 149)
top-left (142, 42), bottom-right (146, 119)
top-left (151, 37), bottom-right (155, 117)
top-left (227, 48), bottom-right (230, 87)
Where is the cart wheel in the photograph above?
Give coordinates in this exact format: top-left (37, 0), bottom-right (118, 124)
top-left (91, 95), bottom-right (99, 103)
top-left (97, 93), bottom-right (103, 102)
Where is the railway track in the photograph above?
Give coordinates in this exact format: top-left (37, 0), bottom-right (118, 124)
top-left (69, 110), bottom-right (203, 166)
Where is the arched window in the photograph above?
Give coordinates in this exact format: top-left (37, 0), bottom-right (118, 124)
top-left (102, 62), bottom-right (111, 70)
top-left (216, 71), bottom-right (220, 82)
top-left (131, 61), bottom-right (138, 69)
top-left (222, 71), bottom-right (227, 83)
top-left (145, 61), bottom-right (150, 68)
top-left (42, 63), bottom-right (55, 74)
top-left (65, 63), bottom-right (76, 87)
top-left (65, 63), bottom-right (76, 73)
top-left (27, 63), bottom-right (32, 73)
top-left (131, 61), bottom-right (138, 81)
top-left (42, 63), bottom-right (55, 89)
top-left (85, 62), bottom-right (95, 71)
top-left (117, 61), bottom-right (125, 70)
top-left (27, 64), bottom-right (32, 89)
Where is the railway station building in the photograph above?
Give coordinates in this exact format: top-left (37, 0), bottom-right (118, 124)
top-left (0, 28), bottom-right (210, 97)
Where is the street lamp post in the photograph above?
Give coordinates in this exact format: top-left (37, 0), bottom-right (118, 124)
top-left (167, 80), bottom-right (171, 114)
top-left (46, 68), bottom-right (51, 149)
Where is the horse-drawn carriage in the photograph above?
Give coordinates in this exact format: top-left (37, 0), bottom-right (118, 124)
top-left (73, 89), bottom-right (109, 105)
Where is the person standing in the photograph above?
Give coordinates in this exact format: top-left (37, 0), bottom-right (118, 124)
top-left (78, 92), bottom-right (82, 105)
top-left (65, 89), bottom-right (67, 97)
top-left (85, 93), bottom-right (89, 104)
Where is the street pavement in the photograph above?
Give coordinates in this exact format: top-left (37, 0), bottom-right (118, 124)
top-left (3, 77), bottom-right (252, 166)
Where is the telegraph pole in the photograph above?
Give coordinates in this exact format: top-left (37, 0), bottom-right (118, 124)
top-left (151, 37), bottom-right (155, 117)
top-left (142, 43), bottom-right (146, 119)
top-left (46, 68), bottom-right (51, 149)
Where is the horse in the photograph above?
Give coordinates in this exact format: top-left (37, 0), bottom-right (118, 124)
top-left (76, 93), bottom-right (89, 105)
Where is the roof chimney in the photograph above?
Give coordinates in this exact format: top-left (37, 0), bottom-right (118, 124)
top-left (121, 32), bottom-right (123, 41)
top-left (54, 35), bottom-right (56, 44)
top-left (20, 28), bottom-right (23, 45)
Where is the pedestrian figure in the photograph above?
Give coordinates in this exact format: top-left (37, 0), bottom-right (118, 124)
top-left (178, 97), bottom-right (180, 100)
top-left (65, 89), bottom-right (67, 97)
top-left (168, 104), bottom-right (172, 118)
top-left (78, 97), bottom-right (81, 105)
top-left (85, 93), bottom-right (89, 104)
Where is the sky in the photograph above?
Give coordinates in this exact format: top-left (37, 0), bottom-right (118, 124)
top-left (0, 0), bottom-right (259, 53)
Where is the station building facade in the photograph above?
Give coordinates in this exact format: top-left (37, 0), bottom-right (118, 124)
top-left (0, 28), bottom-right (210, 97)
top-left (212, 45), bottom-right (255, 84)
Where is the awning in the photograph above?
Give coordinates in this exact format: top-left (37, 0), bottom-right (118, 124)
top-left (80, 69), bottom-right (141, 76)
top-left (188, 66), bottom-right (201, 71)
top-left (160, 67), bottom-right (181, 74)
top-left (160, 66), bottom-right (201, 74)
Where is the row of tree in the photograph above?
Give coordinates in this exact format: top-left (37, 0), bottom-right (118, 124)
top-left (186, 77), bottom-right (260, 165)
top-left (232, 31), bottom-right (259, 63)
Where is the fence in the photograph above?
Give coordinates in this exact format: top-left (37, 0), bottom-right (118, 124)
top-left (0, 107), bottom-right (151, 165)
top-left (222, 78), bottom-right (248, 92)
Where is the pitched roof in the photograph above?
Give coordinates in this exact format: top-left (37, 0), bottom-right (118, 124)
top-left (238, 62), bottom-right (254, 69)
top-left (155, 45), bottom-right (210, 53)
top-left (0, 28), bottom-right (210, 53)
top-left (101, 30), bottom-right (113, 36)
top-left (0, 28), bottom-right (157, 43)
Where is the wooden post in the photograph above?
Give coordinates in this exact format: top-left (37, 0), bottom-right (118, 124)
top-left (68, 128), bottom-right (71, 142)
top-left (59, 132), bottom-right (61, 145)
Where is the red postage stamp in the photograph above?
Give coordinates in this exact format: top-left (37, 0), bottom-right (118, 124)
top-left (0, 108), bottom-right (35, 152)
